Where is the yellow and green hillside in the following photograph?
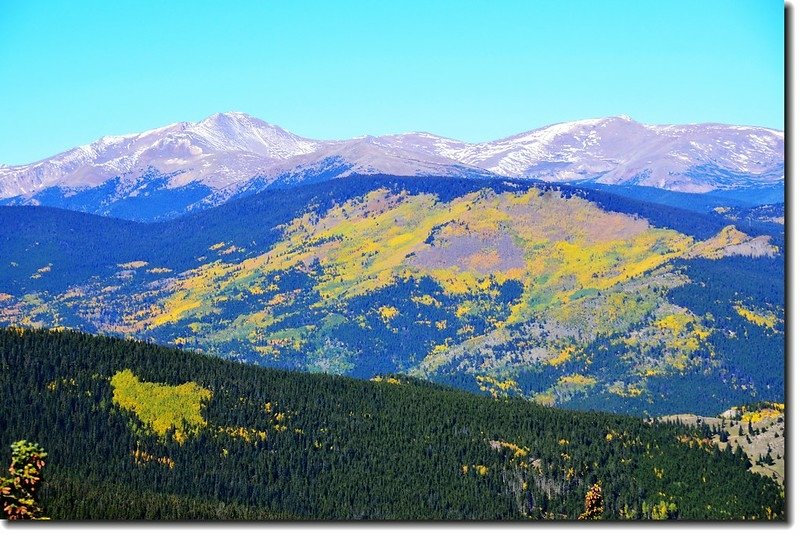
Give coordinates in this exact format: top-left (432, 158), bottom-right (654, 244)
top-left (0, 178), bottom-right (783, 415)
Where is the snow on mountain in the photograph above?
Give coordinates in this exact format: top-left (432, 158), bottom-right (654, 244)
top-left (0, 112), bottom-right (784, 220)
top-left (449, 116), bottom-right (784, 193)
top-left (288, 134), bottom-right (488, 179)
top-left (0, 112), bottom-right (320, 198)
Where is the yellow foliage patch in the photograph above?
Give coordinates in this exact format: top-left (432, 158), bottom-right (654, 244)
top-left (533, 392), bottom-right (556, 406)
top-left (371, 375), bottom-right (403, 385)
top-left (564, 466), bottom-right (576, 481)
top-left (150, 296), bottom-right (204, 327)
top-left (608, 383), bottom-right (644, 398)
top-left (377, 305), bottom-right (400, 322)
top-left (110, 369), bottom-right (212, 444)
top-left (411, 294), bottom-right (439, 306)
top-left (455, 303), bottom-right (472, 318)
top-left (740, 406), bottom-right (783, 424)
top-left (217, 426), bottom-right (267, 443)
top-left (473, 465), bottom-right (490, 476)
top-left (476, 375), bottom-right (520, 398)
top-left (557, 373), bottom-right (597, 389)
top-left (654, 313), bottom-right (692, 336)
top-left (734, 304), bottom-right (779, 332)
top-left (132, 447), bottom-right (175, 469)
top-left (548, 345), bottom-right (577, 366)
top-left (688, 225), bottom-right (777, 259)
top-left (492, 440), bottom-right (530, 458)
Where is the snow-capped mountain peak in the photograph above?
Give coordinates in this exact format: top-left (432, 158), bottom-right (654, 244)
top-left (0, 112), bottom-right (324, 197)
top-left (191, 112), bottom-right (319, 158)
top-left (0, 113), bottom-right (784, 220)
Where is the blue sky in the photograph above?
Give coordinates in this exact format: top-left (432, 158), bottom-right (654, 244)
top-left (0, 0), bottom-right (784, 164)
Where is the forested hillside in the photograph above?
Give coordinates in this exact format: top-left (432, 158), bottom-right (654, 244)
top-left (0, 176), bottom-right (784, 415)
top-left (0, 328), bottom-right (784, 520)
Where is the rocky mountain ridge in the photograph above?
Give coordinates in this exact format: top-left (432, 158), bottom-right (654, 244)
top-left (0, 113), bottom-right (784, 220)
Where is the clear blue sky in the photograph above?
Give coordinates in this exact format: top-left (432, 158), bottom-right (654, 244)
top-left (0, 0), bottom-right (784, 164)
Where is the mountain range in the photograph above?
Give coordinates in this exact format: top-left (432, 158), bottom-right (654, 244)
top-left (0, 111), bottom-right (786, 417)
top-left (0, 112), bottom-right (784, 221)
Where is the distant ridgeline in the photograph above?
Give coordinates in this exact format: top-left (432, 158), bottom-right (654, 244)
top-left (0, 329), bottom-right (785, 520)
top-left (0, 175), bottom-right (785, 416)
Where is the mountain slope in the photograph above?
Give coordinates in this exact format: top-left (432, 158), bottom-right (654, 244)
top-left (0, 112), bottom-right (319, 196)
top-left (0, 328), bottom-right (785, 520)
top-left (0, 176), bottom-right (784, 415)
top-left (452, 116), bottom-right (784, 192)
top-left (0, 113), bottom-right (783, 221)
